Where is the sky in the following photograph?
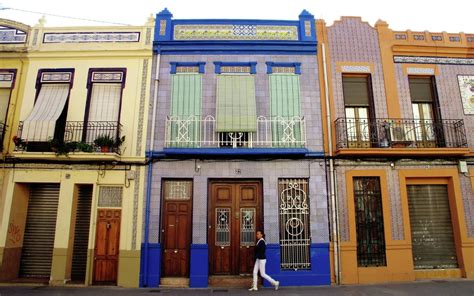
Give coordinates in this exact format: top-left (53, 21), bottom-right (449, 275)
top-left (0, 0), bottom-right (473, 33)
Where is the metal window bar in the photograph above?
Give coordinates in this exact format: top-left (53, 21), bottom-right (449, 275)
top-left (216, 208), bottom-right (231, 247)
top-left (240, 208), bottom-right (256, 246)
top-left (165, 115), bottom-right (306, 148)
top-left (353, 177), bottom-right (387, 267)
top-left (16, 121), bottom-right (122, 153)
top-left (335, 118), bottom-right (467, 149)
top-left (278, 178), bottom-right (311, 270)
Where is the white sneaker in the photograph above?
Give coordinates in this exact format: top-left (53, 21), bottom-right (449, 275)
top-left (275, 281), bottom-right (280, 291)
top-left (248, 286), bottom-right (258, 291)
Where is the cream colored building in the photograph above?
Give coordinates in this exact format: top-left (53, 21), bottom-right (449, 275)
top-left (0, 17), bottom-right (153, 287)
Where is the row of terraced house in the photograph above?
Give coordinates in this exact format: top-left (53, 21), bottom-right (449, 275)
top-left (0, 9), bottom-right (473, 288)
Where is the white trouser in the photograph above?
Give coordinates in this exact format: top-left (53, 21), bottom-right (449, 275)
top-left (252, 259), bottom-right (277, 287)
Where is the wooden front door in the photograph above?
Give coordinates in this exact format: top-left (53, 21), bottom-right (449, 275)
top-left (209, 181), bottom-right (262, 275)
top-left (162, 180), bottom-right (193, 277)
top-left (93, 209), bottom-right (121, 284)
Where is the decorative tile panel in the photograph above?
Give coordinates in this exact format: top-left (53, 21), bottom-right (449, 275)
top-left (173, 24), bottom-right (298, 40)
top-left (413, 34), bottom-right (425, 41)
top-left (0, 72), bottom-right (14, 88)
top-left (132, 170), bottom-right (141, 249)
top-left (135, 59), bottom-right (149, 157)
top-left (340, 65), bottom-right (371, 73)
top-left (406, 67), bottom-right (435, 75)
top-left (395, 34), bottom-right (407, 40)
top-left (304, 21), bottom-right (311, 37)
top-left (98, 186), bottom-right (123, 207)
top-left (91, 72), bottom-right (124, 83)
top-left (394, 56), bottom-right (474, 65)
top-left (431, 35), bottom-right (442, 41)
top-left (449, 36), bottom-right (461, 42)
top-left (457, 75), bottom-right (474, 115)
top-left (43, 32), bottom-right (140, 43)
top-left (159, 20), bottom-right (167, 36)
top-left (0, 26), bottom-right (27, 44)
top-left (40, 72), bottom-right (72, 83)
top-left (467, 36), bottom-right (474, 42)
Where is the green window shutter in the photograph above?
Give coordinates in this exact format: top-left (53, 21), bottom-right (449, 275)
top-left (216, 75), bottom-right (257, 132)
top-left (269, 74), bottom-right (301, 117)
top-left (269, 74), bottom-right (302, 147)
top-left (169, 74), bottom-right (202, 147)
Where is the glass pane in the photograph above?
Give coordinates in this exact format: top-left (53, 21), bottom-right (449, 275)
top-left (216, 208), bottom-right (231, 247)
top-left (240, 208), bottom-right (256, 246)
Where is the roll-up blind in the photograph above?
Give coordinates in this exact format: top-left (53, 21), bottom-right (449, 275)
top-left (171, 74), bottom-right (202, 117)
top-left (22, 84), bottom-right (69, 141)
top-left (409, 77), bottom-right (434, 103)
top-left (269, 74), bottom-right (301, 117)
top-left (407, 184), bottom-right (458, 269)
top-left (88, 83), bottom-right (122, 122)
top-left (216, 75), bottom-right (257, 132)
top-left (342, 76), bottom-right (370, 106)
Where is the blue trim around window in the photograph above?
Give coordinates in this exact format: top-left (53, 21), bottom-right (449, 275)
top-left (170, 62), bottom-right (206, 74)
top-left (266, 62), bottom-right (302, 74)
top-left (213, 61), bottom-right (257, 74)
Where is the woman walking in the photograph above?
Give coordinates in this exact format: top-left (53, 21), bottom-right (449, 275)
top-left (249, 230), bottom-right (280, 291)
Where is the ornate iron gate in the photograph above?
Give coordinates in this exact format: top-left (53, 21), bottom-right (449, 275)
top-left (278, 179), bottom-right (311, 270)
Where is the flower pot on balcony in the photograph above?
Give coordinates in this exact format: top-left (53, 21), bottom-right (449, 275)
top-left (100, 146), bottom-right (111, 153)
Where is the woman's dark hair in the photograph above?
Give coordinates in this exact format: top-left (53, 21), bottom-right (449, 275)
top-left (257, 229), bottom-right (265, 238)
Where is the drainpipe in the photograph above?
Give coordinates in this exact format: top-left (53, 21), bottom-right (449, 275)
top-left (143, 53), bottom-right (160, 287)
top-left (321, 43), bottom-right (341, 284)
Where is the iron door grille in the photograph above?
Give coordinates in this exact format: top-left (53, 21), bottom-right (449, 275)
top-left (71, 185), bottom-right (93, 282)
top-left (353, 177), bottom-right (387, 267)
top-left (19, 184), bottom-right (60, 278)
top-left (278, 179), bottom-right (311, 270)
top-left (407, 185), bottom-right (458, 269)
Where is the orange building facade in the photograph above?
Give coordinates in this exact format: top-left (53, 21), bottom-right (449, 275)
top-left (317, 17), bottom-right (474, 284)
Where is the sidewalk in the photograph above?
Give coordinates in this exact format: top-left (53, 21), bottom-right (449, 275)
top-left (0, 280), bottom-right (473, 296)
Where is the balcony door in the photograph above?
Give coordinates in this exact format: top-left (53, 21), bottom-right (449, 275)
top-left (408, 76), bottom-right (443, 148)
top-left (342, 75), bottom-right (375, 148)
top-left (84, 69), bottom-right (126, 144)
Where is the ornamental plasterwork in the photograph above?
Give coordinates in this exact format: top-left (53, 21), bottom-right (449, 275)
top-left (173, 24), bottom-right (298, 40)
top-left (458, 75), bottom-right (474, 115)
top-left (394, 56), bottom-right (474, 65)
top-left (43, 32), bottom-right (140, 43)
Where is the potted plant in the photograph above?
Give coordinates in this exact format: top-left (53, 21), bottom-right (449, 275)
top-left (94, 135), bottom-right (115, 152)
top-left (12, 136), bottom-right (26, 150)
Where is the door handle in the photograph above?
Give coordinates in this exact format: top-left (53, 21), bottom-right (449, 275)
top-left (174, 250), bottom-right (178, 254)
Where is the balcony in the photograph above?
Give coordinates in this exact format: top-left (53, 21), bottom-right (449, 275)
top-left (165, 115), bottom-right (306, 149)
top-left (335, 118), bottom-right (468, 156)
top-left (15, 121), bottom-right (123, 154)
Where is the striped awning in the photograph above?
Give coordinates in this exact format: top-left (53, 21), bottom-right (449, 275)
top-left (216, 75), bottom-right (256, 132)
top-left (22, 84), bottom-right (70, 141)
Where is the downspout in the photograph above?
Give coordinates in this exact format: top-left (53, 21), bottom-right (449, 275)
top-left (144, 53), bottom-right (160, 286)
top-left (321, 43), bottom-right (341, 284)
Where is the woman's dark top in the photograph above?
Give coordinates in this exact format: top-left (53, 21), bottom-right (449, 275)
top-left (255, 238), bottom-right (266, 260)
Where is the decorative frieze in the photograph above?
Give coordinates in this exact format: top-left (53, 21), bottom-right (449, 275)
top-left (43, 32), bottom-right (140, 43)
top-left (0, 25), bottom-right (27, 44)
top-left (91, 72), bottom-right (124, 83)
top-left (40, 72), bottom-right (72, 83)
top-left (394, 56), bottom-right (474, 65)
top-left (173, 24), bottom-right (298, 41)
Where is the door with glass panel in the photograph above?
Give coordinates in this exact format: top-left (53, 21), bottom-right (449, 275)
top-left (342, 75), bottom-right (375, 148)
top-left (161, 180), bottom-right (193, 277)
top-left (408, 77), bottom-right (441, 147)
top-left (209, 181), bottom-right (262, 275)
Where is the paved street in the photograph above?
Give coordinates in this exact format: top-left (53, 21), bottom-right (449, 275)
top-left (0, 280), bottom-right (473, 296)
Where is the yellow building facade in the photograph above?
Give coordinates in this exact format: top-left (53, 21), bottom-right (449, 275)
top-left (0, 17), bottom-right (153, 287)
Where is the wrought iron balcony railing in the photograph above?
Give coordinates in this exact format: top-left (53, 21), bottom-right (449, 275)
top-left (16, 121), bottom-right (123, 153)
top-left (165, 115), bottom-right (306, 148)
top-left (335, 118), bottom-right (467, 149)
